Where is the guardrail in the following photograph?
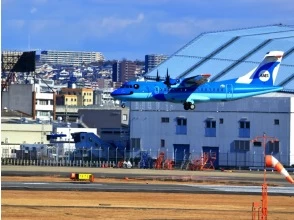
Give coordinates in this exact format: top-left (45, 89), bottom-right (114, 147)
top-left (1, 158), bottom-right (123, 168)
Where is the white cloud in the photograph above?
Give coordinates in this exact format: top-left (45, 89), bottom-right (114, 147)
top-left (2, 0), bottom-right (15, 5)
top-left (89, 0), bottom-right (170, 5)
top-left (101, 13), bottom-right (144, 31)
top-left (75, 13), bottom-right (145, 38)
top-left (5, 19), bottom-right (26, 30)
top-left (156, 18), bottom-right (270, 38)
top-left (157, 19), bottom-right (218, 38)
top-left (31, 0), bottom-right (48, 4)
top-left (30, 20), bottom-right (63, 33)
top-left (30, 7), bottom-right (37, 14)
top-left (23, 13), bottom-right (146, 42)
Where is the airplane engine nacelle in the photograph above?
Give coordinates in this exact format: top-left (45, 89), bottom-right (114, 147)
top-left (169, 78), bottom-right (180, 85)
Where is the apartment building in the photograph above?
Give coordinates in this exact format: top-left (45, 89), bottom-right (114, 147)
top-left (40, 50), bottom-right (104, 66)
top-left (145, 54), bottom-right (168, 73)
top-left (1, 84), bottom-right (55, 120)
top-left (58, 88), bottom-right (93, 106)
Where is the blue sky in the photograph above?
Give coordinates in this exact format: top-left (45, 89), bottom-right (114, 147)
top-left (2, 0), bottom-right (294, 60)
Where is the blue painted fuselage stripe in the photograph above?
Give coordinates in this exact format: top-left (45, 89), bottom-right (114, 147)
top-left (112, 83), bottom-right (282, 103)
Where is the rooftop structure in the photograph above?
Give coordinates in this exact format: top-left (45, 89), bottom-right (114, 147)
top-left (146, 24), bottom-right (294, 92)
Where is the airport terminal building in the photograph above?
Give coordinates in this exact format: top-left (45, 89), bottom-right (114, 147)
top-left (129, 25), bottom-right (294, 167)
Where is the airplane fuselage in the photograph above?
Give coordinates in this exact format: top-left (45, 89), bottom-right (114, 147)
top-left (111, 79), bottom-right (282, 104)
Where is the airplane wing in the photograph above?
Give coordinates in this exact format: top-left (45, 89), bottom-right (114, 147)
top-left (181, 74), bottom-right (211, 87)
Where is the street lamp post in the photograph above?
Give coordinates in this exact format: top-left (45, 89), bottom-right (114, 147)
top-left (90, 147), bottom-right (93, 166)
top-left (252, 132), bottom-right (278, 220)
top-left (175, 149), bottom-right (177, 168)
top-left (116, 147), bottom-right (118, 165)
top-left (68, 128), bottom-right (71, 162)
top-left (82, 147), bottom-right (84, 165)
top-left (124, 147), bottom-right (126, 161)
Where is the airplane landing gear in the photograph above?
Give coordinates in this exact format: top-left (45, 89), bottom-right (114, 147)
top-left (183, 102), bottom-right (195, 110)
top-left (184, 102), bottom-right (190, 110)
top-left (121, 103), bottom-right (126, 108)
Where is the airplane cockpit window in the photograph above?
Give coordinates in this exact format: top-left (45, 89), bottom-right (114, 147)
top-left (134, 84), bottom-right (140, 89)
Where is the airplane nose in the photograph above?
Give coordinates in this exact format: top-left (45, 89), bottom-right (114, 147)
top-left (111, 89), bottom-right (133, 97)
top-left (110, 90), bottom-right (118, 97)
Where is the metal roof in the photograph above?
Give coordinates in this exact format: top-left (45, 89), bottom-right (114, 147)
top-left (146, 24), bottom-right (294, 92)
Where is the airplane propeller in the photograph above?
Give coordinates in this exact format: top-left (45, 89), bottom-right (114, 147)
top-left (164, 68), bottom-right (171, 87)
top-left (156, 70), bottom-right (160, 82)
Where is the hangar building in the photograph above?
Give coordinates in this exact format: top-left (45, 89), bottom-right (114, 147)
top-left (129, 25), bottom-right (294, 167)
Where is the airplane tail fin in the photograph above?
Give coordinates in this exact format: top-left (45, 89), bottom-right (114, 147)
top-left (236, 51), bottom-right (284, 85)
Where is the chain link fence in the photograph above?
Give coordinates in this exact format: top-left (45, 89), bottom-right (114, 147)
top-left (2, 146), bottom-right (293, 169)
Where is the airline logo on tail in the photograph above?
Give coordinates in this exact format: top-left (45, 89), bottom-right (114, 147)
top-left (236, 51), bottom-right (284, 85)
top-left (258, 70), bottom-right (270, 82)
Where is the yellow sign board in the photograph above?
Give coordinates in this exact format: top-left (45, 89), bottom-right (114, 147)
top-left (78, 173), bottom-right (92, 180)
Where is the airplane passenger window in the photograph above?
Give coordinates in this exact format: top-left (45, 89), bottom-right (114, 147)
top-left (134, 84), bottom-right (139, 89)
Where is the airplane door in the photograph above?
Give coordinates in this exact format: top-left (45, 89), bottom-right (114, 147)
top-left (226, 84), bottom-right (233, 99)
top-left (154, 86), bottom-right (160, 94)
top-left (148, 86), bottom-right (159, 99)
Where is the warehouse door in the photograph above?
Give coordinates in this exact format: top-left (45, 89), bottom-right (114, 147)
top-left (174, 144), bottom-right (190, 168)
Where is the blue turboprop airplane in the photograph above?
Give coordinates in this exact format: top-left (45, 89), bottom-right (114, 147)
top-left (111, 51), bottom-right (284, 110)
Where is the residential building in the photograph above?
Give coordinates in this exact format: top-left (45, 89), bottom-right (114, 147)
top-left (97, 78), bottom-right (112, 89)
top-left (93, 88), bottom-right (115, 106)
top-left (121, 61), bottom-right (136, 83)
top-left (40, 50), bottom-right (104, 66)
top-left (112, 60), bottom-right (137, 83)
top-left (56, 94), bottom-right (77, 106)
top-left (112, 61), bottom-right (120, 82)
top-left (1, 84), bottom-right (55, 120)
top-left (58, 88), bottom-right (93, 106)
top-left (145, 54), bottom-right (168, 73)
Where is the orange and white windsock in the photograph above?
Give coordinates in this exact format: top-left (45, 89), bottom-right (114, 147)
top-left (265, 155), bottom-right (294, 184)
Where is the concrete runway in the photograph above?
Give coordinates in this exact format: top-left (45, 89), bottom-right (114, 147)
top-left (2, 166), bottom-right (294, 195)
top-left (2, 181), bottom-right (294, 195)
